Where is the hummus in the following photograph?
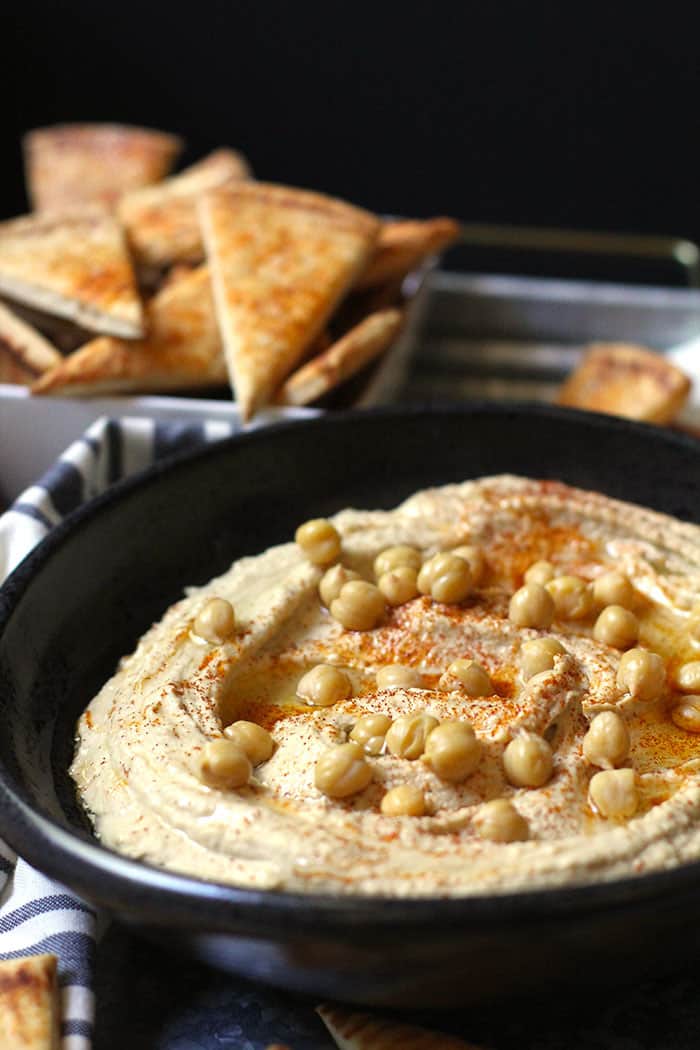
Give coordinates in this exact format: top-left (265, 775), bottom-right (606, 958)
top-left (71, 475), bottom-right (700, 896)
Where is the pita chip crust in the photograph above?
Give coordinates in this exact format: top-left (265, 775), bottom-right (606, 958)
top-left (119, 149), bottom-right (251, 268)
top-left (316, 1004), bottom-right (487, 1050)
top-left (357, 217), bottom-right (461, 289)
top-left (0, 206), bottom-right (144, 339)
top-left (23, 123), bottom-right (181, 212)
top-left (200, 181), bottom-right (380, 418)
top-left (32, 265), bottom-right (226, 396)
top-left (0, 301), bottom-right (62, 384)
top-left (0, 954), bottom-right (61, 1049)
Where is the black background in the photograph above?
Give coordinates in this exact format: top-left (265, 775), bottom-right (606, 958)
top-left (1, 3), bottom-right (699, 242)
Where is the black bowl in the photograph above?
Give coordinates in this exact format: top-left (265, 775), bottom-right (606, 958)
top-left (3, 403), bottom-right (700, 1007)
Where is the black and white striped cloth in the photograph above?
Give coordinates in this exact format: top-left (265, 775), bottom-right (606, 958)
top-left (0, 415), bottom-right (242, 1049)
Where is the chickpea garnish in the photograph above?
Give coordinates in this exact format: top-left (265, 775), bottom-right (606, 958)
top-left (376, 664), bottom-right (424, 689)
top-left (593, 605), bottom-right (639, 649)
top-left (520, 636), bottom-right (566, 681)
top-left (350, 713), bottom-right (392, 755)
top-left (424, 720), bottom-right (482, 782)
top-left (374, 545), bottom-right (422, 578)
top-left (417, 552), bottom-right (472, 604)
top-left (617, 648), bottom-right (666, 701)
top-left (439, 658), bottom-right (494, 696)
top-left (296, 664), bottom-right (352, 707)
top-left (671, 695), bottom-right (700, 733)
top-left (582, 711), bottom-right (630, 770)
top-left (674, 660), bottom-right (700, 693)
top-left (451, 545), bottom-right (486, 586)
top-left (319, 564), bottom-right (361, 607)
top-left (377, 566), bottom-right (419, 606)
top-left (592, 571), bottom-right (636, 611)
top-left (385, 711), bottom-right (439, 760)
top-left (474, 798), bottom-right (529, 843)
top-left (314, 742), bottom-right (372, 798)
top-left (503, 732), bottom-right (553, 788)
top-left (198, 739), bottom-right (251, 789)
top-left (330, 580), bottom-right (385, 631)
top-left (295, 518), bottom-right (341, 567)
top-left (589, 768), bottom-right (638, 819)
top-left (508, 583), bottom-right (554, 630)
top-left (545, 576), bottom-right (592, 620)
top-left (380, 784), bottom-right (426, 816)
top-left (223, 721), bottom-right (274, 766)
top-left (524, 560), bottom-right (555, 586)
top-left (193, 598), bottom-right (236, 644)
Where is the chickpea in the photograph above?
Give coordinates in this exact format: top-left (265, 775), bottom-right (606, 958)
top-left (474, 798), bottom-right (529, 843)
top-left (674, 661), bottom-right (700, 693)
top-left (520, 637), bottom-right (566, 681)
top-left (424, 721), bottom-right (482, 782)
top-left (593, 605), bottom-right (639, 649)
top-left (503, 732), bottom-right (553, 788)
top-left (671, 695), bottom-right (700, 733)
top-left (545, 576), bottom-right (593, 620)
top-left (295, 518), bottom-right (341, 566)
top-left (319, 564), bottom-right (361, 607)
top-left (589, 768), bottom-right (638, 819)
top-left (417, 552), bottom-right (472, 603)
top-left (330, 580), bottom-right (385, 631)
top-left (524, 560), bottom-right (555, 586)
top-left (193, 598), bottom-right (236, 643)
top-left (451, 545), bottom-right (486, 586)
top-left (617, 648), bottom-right (666, 701)
top-left (314, 742), bottom-right (372, 798)
top-left (376, 664), bottom-right (424, 689)
top-left (296, 664), bottom-right (352, 707)
top-left (592, 572), bottom-right (636, 611)
top-left (439, 659), bottom-right (494, 696)
top-left (380, 784), bottom-right (426, 816)
top-left (374, 545), bottom-right (422, 578)
top-left (582, 711), bottom-right (630, 769)
top-left (385, 711), bottom-right (439, 760)
top-left (508, 583), bottom-right (554, 629)
top-left (223, 720), bottom-right (274, 765)
top-left (378, 566), bottom-right (419, 606)
top-left (198, 739), bottom-right (251, 789)
top-left (350, 713), bottom-right (392, 755)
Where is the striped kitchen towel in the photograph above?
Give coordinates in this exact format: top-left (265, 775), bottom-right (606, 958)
top-left (0, 414), bottom-right (241, 1049)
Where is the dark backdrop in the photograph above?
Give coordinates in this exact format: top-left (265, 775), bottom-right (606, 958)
top-left (1, 3), bottom-right (699, 244)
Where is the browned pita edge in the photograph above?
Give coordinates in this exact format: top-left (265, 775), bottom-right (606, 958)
top-left (23, 123), bottom-right (182, 212)
top-left (556, 342), bottom-right (691, 425)
top-left (4, 299), bottom-right (91, 354)
top-left (119, 149), bottom-right (252, 268)
top-left (199, 182), bottom-right (380, 419)
top-left (0, 206), bottom-right (145, 339)
top-left (316, 1004), bottom-right (488, 1050)
top-left (0, 301), bottom-right (62, 384)
top-left (357, 217), bottom-right (461, 289)
top-left (0, 953), bottom-right (61, 1049)
top-left (277, 307), bottom-right (403, 406)
top-left (32, 265), bottom-right (227, 397)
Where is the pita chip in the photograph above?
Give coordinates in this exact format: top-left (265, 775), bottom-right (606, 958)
top-left (0, 302), bottom-right (62, 384)
top-left (277, 307), bottom-right (403, 405)
top-left (0, 206), bottom-right (144, 339)
top-left (32, 265), bottom-right (226, 396)
top-left (23, 123), bottom-right (181, 212)
top-left (357, 217), bottom-right (461, 289)
top-left (316, 1004), bottom-right (487, 1050)
top-left (199, 181), bottom-right (380, 418)
top-left (0, 954), bottom-right (61, 1049)
top-left (119, 148), bottom-right (251, 268)
top-left (556, 343), bottom-right (691, 424)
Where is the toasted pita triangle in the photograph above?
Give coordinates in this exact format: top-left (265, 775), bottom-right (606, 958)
top-left (0, 954), bottom-right (61, 1049)
top-left (200, 182), bottom-right (380, 419)
top-left (357, 217), bottom-right (461, 288)
top-left (316, 1004), bottom-right (486, 1050)
top-left (0, 301), bottom-right (62, 383)
top-left (119, 148), bottom-right (251, 267)
top-left (23, 123), bottom-right (181, 212)
top-left (0, 207), bottom-right (144, 338)
top-left (32, 265), bottom-right (226, 396)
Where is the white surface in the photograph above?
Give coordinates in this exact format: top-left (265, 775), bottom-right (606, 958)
top-left (668, 338), bottom-right (700, 428)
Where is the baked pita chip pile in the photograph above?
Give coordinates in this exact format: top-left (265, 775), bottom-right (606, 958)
top-left (317, 1004), bottom-right (488, 1050)
top-left (0, 206), bottom-right (144, 339)
top-left (357, 217), bottom-right (461, 289)
top-left (199, 182), bottom-right (380, 418)
top-left (23, 123), bottom-right (181, 212)
top-left (0, 301), bottom-right (62, 384)
top-left (33, 265), bottom-right (226, 396)
top-left (556, 342), bottom-right (691, 424)
top-left (0, 953), bottom-right (61, 1049)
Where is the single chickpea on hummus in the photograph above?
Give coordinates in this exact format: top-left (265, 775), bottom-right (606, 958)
top-left (71, 475), bottom-right (700, 896)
